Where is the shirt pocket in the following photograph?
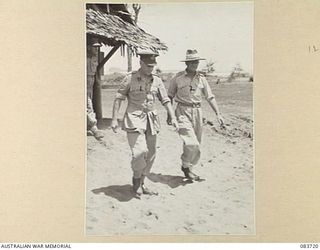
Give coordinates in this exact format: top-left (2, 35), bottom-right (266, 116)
top-left (129, 83), bottom-right (146, 100)
top-left (130, 83), bottom-right (144, 92)
top-left (177, 82), bottom-right (190, 98)
top-left (193, 83), bottom-right (204, 99)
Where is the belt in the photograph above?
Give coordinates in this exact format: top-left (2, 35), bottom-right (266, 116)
top-left (177, 102), bottom-right (201, 108)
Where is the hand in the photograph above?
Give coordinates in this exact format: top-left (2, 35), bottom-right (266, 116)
top-left (111, 119), bottom-right (119, 133)
top-left (217, 114), bottom-right (225, 129)
top-left (166, 114), bottom-right (172, 125)
top-left (171, 118), bottom-right (179, 132)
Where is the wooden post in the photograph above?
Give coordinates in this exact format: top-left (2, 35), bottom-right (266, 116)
top-left (93, 43), bottom-right (121, 119)
top-left (127, 46), bottom-right (132, 72)
top-left (92, 51), bottom-right (105, 119)
top-left (99, 51), bottom-right (105, 76)
top-left (92, 74), bottom-right (102, 119)
top-left (96, 44), bottom-right (121, 73)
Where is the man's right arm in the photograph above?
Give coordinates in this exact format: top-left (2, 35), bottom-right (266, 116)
top-left (111, 75), bottom-right (130, 133)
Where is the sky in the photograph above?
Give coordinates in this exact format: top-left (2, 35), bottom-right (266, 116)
top-left (102, 2), bottom-right (253, 74)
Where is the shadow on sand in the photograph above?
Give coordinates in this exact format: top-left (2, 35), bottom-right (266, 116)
top-left (92, 184), bottom-right (138, 202)
top-left (92, 174), bottom-right (201, 201)
top-left (148, 173), bottom-right (194, 188)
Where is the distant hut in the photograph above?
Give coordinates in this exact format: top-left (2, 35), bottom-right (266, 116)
top-left (86, 4), bottom-right (167, 118)
top-left (228, 63), bottom-right (250, 83)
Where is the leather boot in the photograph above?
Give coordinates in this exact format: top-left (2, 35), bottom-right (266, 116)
top-left (141, 175), bottom-right (158, 195)
top-left (181, 167), bottom-right (200, 181)
top-left (132, 177), bottom-right (141, 194)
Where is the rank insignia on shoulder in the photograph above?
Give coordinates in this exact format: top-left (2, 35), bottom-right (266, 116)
top-left (197, 71), bottom-right (206, 76)
top-left (127, 70), bottom-right (137, 75)
top-left (176, 71), bottom-right (185, 77)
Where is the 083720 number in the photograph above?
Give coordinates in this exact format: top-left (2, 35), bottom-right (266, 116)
top-left (300, 244), bottom-right (319, 248)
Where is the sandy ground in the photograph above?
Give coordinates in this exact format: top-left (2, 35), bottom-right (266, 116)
top-left (86, 82), bottom-right (254, 235)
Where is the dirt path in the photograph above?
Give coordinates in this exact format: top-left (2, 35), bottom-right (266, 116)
top-left (86, 98), bottom-right (254, 235)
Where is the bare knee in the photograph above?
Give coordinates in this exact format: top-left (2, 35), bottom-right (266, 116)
top-left (132, 147), bottom-right (148, 160)
top-left (185, 141), bottom-right (200, 149)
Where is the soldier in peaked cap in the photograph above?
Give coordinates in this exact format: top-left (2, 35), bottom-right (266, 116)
top-left (111, 49), bottom-right (179, 197)
top-left (136, 48), bottom-right (159, 56)
top-left (167, 49), bottom-right (224, 181)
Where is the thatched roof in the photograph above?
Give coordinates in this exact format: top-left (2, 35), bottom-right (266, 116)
top-left (87, 4), bottom-right (135, 25)
top-left (86, 8), bottom-right (168, 54)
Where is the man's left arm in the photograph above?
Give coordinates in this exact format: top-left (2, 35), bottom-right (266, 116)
top-left (165, 75), bottom-right (177, 125)
top-left (201, 76), bottom-right (224, 126)
top-left (163, 101), bottom-right (178, 130)
top-left (207, 97), bottom-right (224, 126)
top-left (166, 96), bottom-right (174, 125)
top-left (156, 78), bottom-right (179, 130)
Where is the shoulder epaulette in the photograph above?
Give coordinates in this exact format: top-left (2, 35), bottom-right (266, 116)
top-left (174, 71), bottom-right (185, 78)
top-left (126, 70), bottom-right (137, 76)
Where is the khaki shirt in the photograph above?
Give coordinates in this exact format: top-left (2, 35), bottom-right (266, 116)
top-left (115, 70), bottom-right (170, 134)
top-left (168, 70), bottom-right (215, 105)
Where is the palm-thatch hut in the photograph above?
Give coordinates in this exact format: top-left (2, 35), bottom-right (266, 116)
top-left (86, 4), bottom-right (167, 118)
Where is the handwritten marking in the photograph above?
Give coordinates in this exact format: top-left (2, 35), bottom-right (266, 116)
top-left (309, 45), bottom-right (319, 53)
